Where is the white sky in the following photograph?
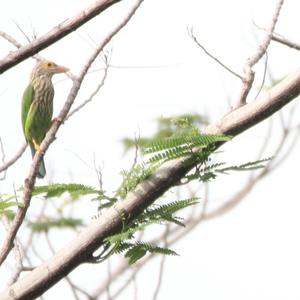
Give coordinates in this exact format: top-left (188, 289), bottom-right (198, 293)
top-left (1, 0), bottom-right (300, 299)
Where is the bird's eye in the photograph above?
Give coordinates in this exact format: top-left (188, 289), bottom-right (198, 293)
top-left (47, 62), bottom-right (53, 67)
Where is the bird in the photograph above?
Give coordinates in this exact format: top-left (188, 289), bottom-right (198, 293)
top-left (21, 59), bottom-right (69, 178)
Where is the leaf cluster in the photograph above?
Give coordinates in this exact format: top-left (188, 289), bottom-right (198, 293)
top-left (103, 198), bottom-right (198, 265)
top-left (27, 217), bottom-right (83, 233)
top-left (121, 114), bottom-right (209, 153)
top-left (0, 194), bottom-right (23, 218)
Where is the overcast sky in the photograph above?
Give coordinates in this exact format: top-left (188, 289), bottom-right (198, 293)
top-left (1, 0), bottom-right (300, 299)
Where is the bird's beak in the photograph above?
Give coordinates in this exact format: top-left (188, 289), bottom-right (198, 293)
top-left (54, 65), bottom-right (69, 73)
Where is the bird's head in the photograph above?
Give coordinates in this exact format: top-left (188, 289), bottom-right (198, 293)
top-left (31, 60), bottom-right (69, 79)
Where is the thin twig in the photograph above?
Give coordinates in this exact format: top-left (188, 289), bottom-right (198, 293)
top-left (235, 0), bottom-right (284, 107)
top-left (106, 259), bottom-right (112, 300)
top-left (0, 138), bottom-right (7, 180)
top-left (3, 3), bottom-right (300, 299)
top-left (66, 53), bottom-right (110, 120)
top-left (0, 0), bottom-right (143, 271)
top-left (45, 232), bottom-right (91, 300)
top-left (0, 31), bottom-right (22, 48)
top-left (0, 142), bottom-right (27, 174)
top-left (152, 226), bottom-right (168, 300)
top-left (13, 21), bottom-right (33, 44)
top-left (188, 28), bottom-right (243, 80)
top-left (0, 0), bottom-right (123, 74)
top-left (2, 216), bottom-right (23, 287)
top-left (271, 33), bottom-right (300, 50)
top-left (254, 25), bottom-right (300, 51)
top-left (253, 51), bottom-right (268, 100)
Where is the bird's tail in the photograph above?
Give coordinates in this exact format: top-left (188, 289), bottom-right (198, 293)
top-left (30, 145), bottom-right (46, 178)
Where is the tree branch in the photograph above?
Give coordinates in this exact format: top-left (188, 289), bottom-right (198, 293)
top-left (0, 0), bottom-right (123, 74)
top-left (235, 0), bottom-right (284, 107)
top-left (0, 0), bottom-right (143, 275)
top-left (188, 28), bottom-right (243, 80)
top-left (271, 32), bottom-right (300, 51)
top-left (2, 58), bottom-right (300, 299)
top-left (0, 142), bottom-right (27, 174)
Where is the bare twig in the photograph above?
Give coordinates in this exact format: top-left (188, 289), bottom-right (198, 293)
top-left (13, 21), bottom-right (33, 44)
top-left (66, 53), bottom-right (110, 120)
top-left (2, 216), bottom-right (23, 287)
top-left (254, 24), bottom-right (300, 51)
top-left (2, 61), bottom-right (300, 300)
top-left (130, 133), bottom-right (141, 171)
top-left (253, 51), bottom-right (268, 100)
top-left (0, 142), bottom-right (27, 174)
top-left (0, 138), bottom-right (7, 180)
top-left (152, 226), bottom-right (168, 300)
top-left (45, 232), bottom-right (89, 300)
top-left (188, 28), bottom-right (242, 80)
top-left (90, 115), bottom-right (294, 300)
top-left (6, 239), bottom-right (23, 287)
top-left (203, 119), bottom-right (293, 221)
top-left (0, 0), bottom-right (144, 285)
top-left (271, 32), bottom-right (300, 50)
top-left (0, 0), bottom-right (123, 74)
top-left (0, 30), bottom-right (76, 82)
top-left (0, 31), bottom-right (22, 48)
top-left (235, 0), bottom-right (284, 108)
top-left (106, 259), bottom-right (112, 300)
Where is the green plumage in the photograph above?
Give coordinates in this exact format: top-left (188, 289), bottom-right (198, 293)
top-left (21, 60), bottom-right (68, 178)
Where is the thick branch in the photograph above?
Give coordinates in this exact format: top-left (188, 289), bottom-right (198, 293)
top-left (0, 0), bottom-right (142, 273)
top-left (0, 0), bottom-right (122, 74)
top-left (2, 66), bottom-right (300, 299)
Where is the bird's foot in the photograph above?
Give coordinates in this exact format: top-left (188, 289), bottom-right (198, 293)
top-left (33, 139), bottom-right (45, 155)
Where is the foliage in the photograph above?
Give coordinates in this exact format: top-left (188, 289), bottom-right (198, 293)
top-left (144, 133), bottom-right (230, 164)
top-left (27, 217), bottom-right (83, 233)
top-left (102, 198), bottom-right (198, 265)
top-left (117, 163), bottom-right (157, 198)
top-left (121, 114), bottom-right (209, 153)
top-left (94, 115), bottom-right (269, 264)
top-left (0, 194), bottom-right (23, 218)
top-left (185, 158), bottom-right (271, 183)
top-left (10, 114), bottom-right (270, 265)
top-left (32, 183), bottom-right (98, 200)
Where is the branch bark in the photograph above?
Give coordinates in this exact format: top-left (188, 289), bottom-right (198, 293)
top-left (0, 0), bottom-right (122, 74)
top-left (0, 0), bottom-right (142, 275)
top-left (235, 0), bottom-right (284, 107)
top-left (1, 65), bottom-right (300, 299)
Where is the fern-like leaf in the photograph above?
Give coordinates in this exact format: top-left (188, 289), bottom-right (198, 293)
top-left (0, 194), bottom-right (23, 217)
top-left (27, 218), bottom-right (83, 233)
top-left (216, 158), bottom-right (272, 173)
top-left (144, 134), bottom-right (230, 154)
top-left (139, 198), bottom-right (198, 226)
top-left (104, 220), bottom-right (161, 244)
top-left (125, 242), bottom-right (178, 265)
top-left (145, 134), bottom-right (230, 165)
top-left (32, 184), bottom-right (98, 200)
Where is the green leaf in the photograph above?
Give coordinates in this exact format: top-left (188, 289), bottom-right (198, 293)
top-left (104, 220), bottom-right (161, 244)
top-left (140, 198), bottom-right (198, 224)
top-left (117, 164), bottom-right (156, 198)
top-left (32, 183), bottom-right (98, 200)
top-left (125, 247), bottom-right (147, 265)
top-left (125, 242), bottom-right (178, 265)
top-left (216, 158), bottom-right (272, 173)
top-left (0, 195), bottom-right (24, 217)
top-left (27, 217), bottom-right (83, 233)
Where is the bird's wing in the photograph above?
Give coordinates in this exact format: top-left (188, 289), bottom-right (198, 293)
top-left (21, 83), bottom-right (34, 134)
